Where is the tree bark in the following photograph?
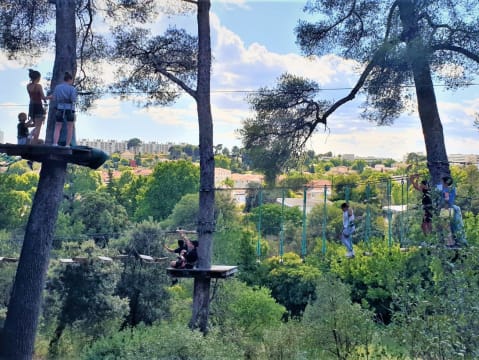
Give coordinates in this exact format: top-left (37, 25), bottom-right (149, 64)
top-left (399, 0), bottom-right (450, 184)
top-left (190, 0), bottom-right (214, 333)
top-left (411, 58), bottom-right (449, 184)
top-left (45, 0), bottom-right (77, 145)
top-left (0, 161), bottom-right (67, 360)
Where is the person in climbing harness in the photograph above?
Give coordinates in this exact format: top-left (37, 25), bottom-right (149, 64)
top-left (170, 249), bottom-right (188, 269)
top-left (164, 239), bottom-right (188, 255)
top-left (52, 72), bottom-right (78, 147)
top-left (340, 202), bottom-right (355, 258)
top-left (168, 230), bottom-right (198, 269)
top-left (441, 176), bottom-right (467, 248)
top-left (410, 174), bottom-right (433, 235)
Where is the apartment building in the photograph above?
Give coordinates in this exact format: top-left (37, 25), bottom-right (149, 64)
top-left (77, 139), bottom-right (175, 155)
top-left (447, 154), bottom-right (479, 165)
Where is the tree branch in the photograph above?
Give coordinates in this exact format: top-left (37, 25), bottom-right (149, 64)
top-left (296, 42), bottom-right (396, 147)
top-left (77, 0), bottom-right (94, 82)
top-left (319, 59), bottom-right (374, 123)
top-left (152, 61), bottom-right (197, 99)
top-left (384, 1), bottom-right (400, 40)
top-left (432, 44), bottom-right (479, 63)
top-left (323, 0), bottom-right (358, 35)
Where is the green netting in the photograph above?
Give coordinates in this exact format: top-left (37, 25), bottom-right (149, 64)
top-left (217, 175), bottom-right (473, 258)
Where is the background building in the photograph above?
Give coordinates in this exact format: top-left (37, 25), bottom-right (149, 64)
top-left (77, 139), bottom-right (176, 155)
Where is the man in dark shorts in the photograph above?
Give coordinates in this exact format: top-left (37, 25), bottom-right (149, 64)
top-left (52, 72), bottom-right (78, 147)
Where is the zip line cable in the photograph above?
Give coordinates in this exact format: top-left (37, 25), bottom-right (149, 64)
top-left (2, 81), bottom-right (479, 108)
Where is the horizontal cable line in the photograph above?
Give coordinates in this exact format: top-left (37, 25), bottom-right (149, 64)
top-left (1, 82), bottom-right (478, 108)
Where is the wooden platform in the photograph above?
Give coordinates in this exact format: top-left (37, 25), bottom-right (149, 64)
top-left (0, 143), bottom-right (108, 169)
top-left (167, 265), bottom-right (238, 279)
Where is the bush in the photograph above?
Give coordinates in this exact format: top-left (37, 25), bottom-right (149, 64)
top-left (81, 322), bottom-right (243, 360)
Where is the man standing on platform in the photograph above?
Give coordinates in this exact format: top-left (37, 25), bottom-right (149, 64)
top-left (52, 72), bottom-right (77, 147)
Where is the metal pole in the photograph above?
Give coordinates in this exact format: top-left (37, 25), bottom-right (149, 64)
top-left (256, 189), bottom-right (262, 259)
top-left (387, 179), bottom-right (393, 249)
top-left (279, 188), bottom-right (285, 261)
top-left (321, 185), bottom-right (327, 255)
top-left (365, 183), bottom-right (371, 249)
top-left (400, 178), bottom-right (405, 246)
top-left (301, 186), bottom-right (307, 259)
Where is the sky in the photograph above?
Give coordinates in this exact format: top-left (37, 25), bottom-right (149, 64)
top-left (0, 0), bottom-right (478, 160)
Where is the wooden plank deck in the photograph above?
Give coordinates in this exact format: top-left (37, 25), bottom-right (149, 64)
top-left (0, 143), bottom-right (108, 169)
top-left (167, 265), bottom-right (238, 279)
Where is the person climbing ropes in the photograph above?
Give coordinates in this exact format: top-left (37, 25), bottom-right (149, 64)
top-left (164, 239), bottom-right (188, 255)
top-left (410, 174), bottom-right (433, 235)
top-left (441, 176), bottom-right (467, 247)
top-left (170, 249), bottom-right (188, 269)
top-left (340, 202), bottom-right (355, 258)
top-left (184, 240), bottom-right (199, 269)
top-left (168, 230), bottom-right (199, 269)
top-left (53, 72), bottom-right (78, 147)
top-left (27, 69), bottom-right (51, 144)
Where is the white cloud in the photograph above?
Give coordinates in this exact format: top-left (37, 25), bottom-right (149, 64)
top-left (215, 0), bottom-right (249, 10)
top-left (136, 103), bottom-right (197, 127)
top-left (2, 4), bottom-right (478, 159)
top-left (207, 12), bottom-right (479, 158)
top-left (311, 125), bottom-right (426, 159)
top-left (85, 97), bottom-right (124, 119)
top-left (211, 14), bottom-right (358, 90)
top-left (210, 12), bottom-right (360, 116)
top-left (0, 54), bottom-right (23, 71)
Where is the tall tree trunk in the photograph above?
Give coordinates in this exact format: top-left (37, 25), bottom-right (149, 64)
top-left (190, 0), bottom-right (214, 334)
top-left (0, 161), bottom-right (67, 360)
top-left (45, 0), bottom-right (77, 144)
top-left (411, 59), bottom-right (449, 184)
top-left (399, 0), bottom-right (450, 184)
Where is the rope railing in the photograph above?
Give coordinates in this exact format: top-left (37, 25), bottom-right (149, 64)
top-left (1, 177), bottom-right (476, 262)
top-left (0, 253), bottom-right (169, 264)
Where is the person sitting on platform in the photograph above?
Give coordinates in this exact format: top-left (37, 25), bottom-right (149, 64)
top-left (168, 231), bottom-right (199, 269)
top-left (184, 240), bottom-right (199, 269)
top-left (164, 239), bottom-right (188, 255)
top-left (170, 249), bottom-right (187, 269)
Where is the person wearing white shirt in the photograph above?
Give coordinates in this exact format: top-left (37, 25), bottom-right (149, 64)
top-left (341, 202), bottom-right (355, 258)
